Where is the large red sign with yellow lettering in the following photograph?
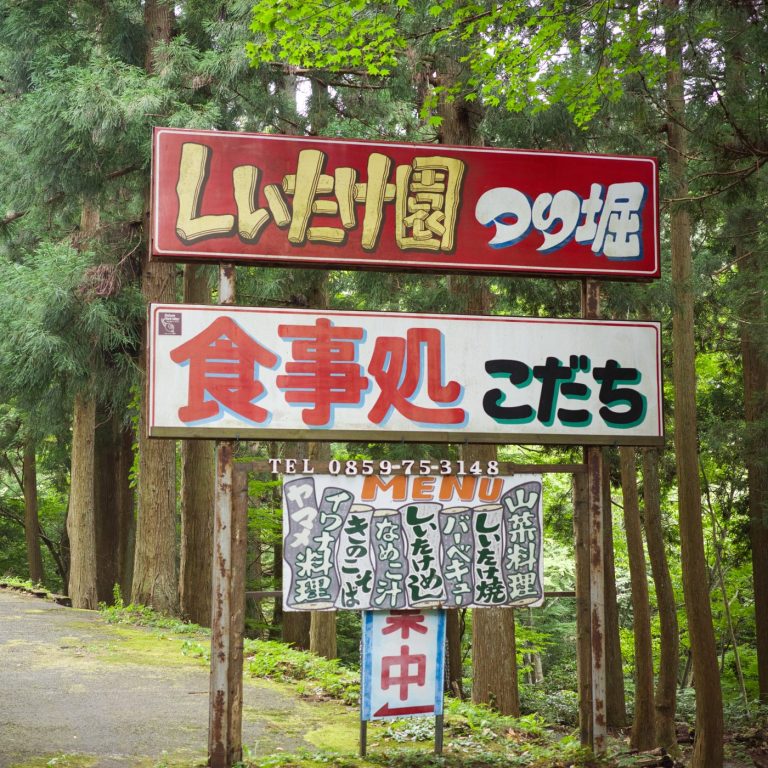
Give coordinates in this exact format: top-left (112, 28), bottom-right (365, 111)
top-left (151, 128), bottom-right (659, 280)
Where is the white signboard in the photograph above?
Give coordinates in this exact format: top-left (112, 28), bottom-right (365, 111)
top-left (282, 473), bottom-right (544, 611)
top-left (148, 304), bottom-right (663, 445)
top-left (361, 609), bottom-right (445, 721)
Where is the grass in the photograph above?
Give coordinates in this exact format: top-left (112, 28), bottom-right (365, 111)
top-left (94, 600), bottom-right (615, 767)
top-left (8, 755), bottom-right (98, 768)
top-left (6, 582), bottom-right (723, 767)
top-left (93, 600), bottom-right (749, 768)
top-left (6, 581), bottom-right (762, 766)
top-left (100, 596), bottom-right (207, 637)
top-left (0, 576), bottom-right (50, 596)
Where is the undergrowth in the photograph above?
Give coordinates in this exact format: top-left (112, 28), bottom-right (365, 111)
top-left (0, 576), bottom-right (49, 594)
top-left (91, 599), bottom-right (682, 767)
top-left (244, 638), bottom-right (360, 706)
top-left (99, 588), bottom-right (206, 636)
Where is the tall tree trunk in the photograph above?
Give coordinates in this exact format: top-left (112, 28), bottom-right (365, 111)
top-left (445, 609), bottom-right (464, 698)
top-left (23, 438), bottom-right (44, 584)
top-left (278, 442), bottom-right (310, 647)
top-left (67, 392), bottom-right (98, 609)
top-left (525, 609), bottom-right (544, 684)
top-left (179, 265), bottom-right (215, 626)
top-left (602, 448), bottom-right (626, 727)
top-left (279, 536), bottom-right (311, 648)
top-left (472, 601), bottom-right (520, 715)
top-left (133, 407), bottom-right (178, 612)
top-left (742, 241), bottom-right (768, 702)
top-left (281, 613), bottom-right (311, 648)
top-left (469, 440), bottom-right (520, 716)
top-left (436, 59), bottom-right (482, 147)
top-left (308, 440), bottom-right (336, 659)
top-left (574, 471), bottom-right (592, 747)
top-left (452, 277), bottom-right (519, 716)
top-left (302, 257), bottom-right (337, 660)
top-left (179, 435), bottom-right (214, 626)
top-left (725, 0), bottom-right (768, 704)
top-left (117, 423), bottom-right (135, 602)
top-left (619, 447), bottom-right (655, 751)
top-left (702, 469), bottom-right (751, 712)
top-left (60, 509), bottom-right (71, 596)
top-left (67, 200), bottom-right (101, 610)
top-left (273, 70), bottom-right (312, 650)
top-left (436, 63), bottom-right (514, 712)
top-left (279, 447), bottom-right (310, 649)
top-left (664, 3), bottom-right (724, 763)
top-left (133, 0), bottom-right (178, 613)
top-left (291, 67), bottom-right (338, 657)
top-left (641, 448), bottom-right (680, 753)
top-left (94, 409), bottom-right (120, 604)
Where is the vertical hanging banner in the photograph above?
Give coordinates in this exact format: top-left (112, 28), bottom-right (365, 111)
top-left (361, 609), bottom-right (446, 721)
top-left (151, 128), bottom-right (660, 280)
top-left (282, 473), bottom-right (544, 611)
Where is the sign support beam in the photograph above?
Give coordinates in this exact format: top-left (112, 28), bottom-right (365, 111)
top-left (208, 264), bottom-right (245, 768)
top-left (582, 279), bottom-right (607, 754)
top-left (574, 470), bottom-right (593, 747)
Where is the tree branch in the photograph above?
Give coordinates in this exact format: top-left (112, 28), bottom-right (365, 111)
top-left (0, 505), bottom-right (67, 586)
top-left (2, 164), bottom-right (140, 229)
top-left (2, 453), bottom-right (23, 494)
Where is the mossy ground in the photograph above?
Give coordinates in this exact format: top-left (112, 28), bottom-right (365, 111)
top-left (7, 755), bottom-right (99, 768)
top-left (93, 627), bottom-right (205, 668)
top-left (6, 586), bottom-right (757, 768)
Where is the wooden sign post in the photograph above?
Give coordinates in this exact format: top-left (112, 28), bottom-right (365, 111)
top-left (208, 265), bottom-right (248, 768)
top-left (583, 279), bottom-right (607, 753)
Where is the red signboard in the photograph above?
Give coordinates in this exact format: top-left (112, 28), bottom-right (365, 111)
top-left (151, 128), bottom-right (659, 280)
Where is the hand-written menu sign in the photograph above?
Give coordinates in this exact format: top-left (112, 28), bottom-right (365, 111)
top-left (148, 304), bottom-right (664, 446)
top-left (282, 473), bottom-right (544, 611)
top-left (361, 609), bottom-right (445, 721)
top-left (151, 128), bottom-right (660, 279)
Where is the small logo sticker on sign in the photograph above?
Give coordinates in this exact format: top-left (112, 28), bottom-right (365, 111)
top-left (158, 312), bottom-right (181, 335)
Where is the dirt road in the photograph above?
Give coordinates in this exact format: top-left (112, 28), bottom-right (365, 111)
top-left (0, 589), bottom-right (330, 767)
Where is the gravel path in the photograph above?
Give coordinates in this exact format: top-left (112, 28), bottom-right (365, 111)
top-left (0, 589), bottom-right (312, 767)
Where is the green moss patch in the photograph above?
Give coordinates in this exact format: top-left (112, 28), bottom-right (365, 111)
top-left (9, 754), bottom-right (98, 768)
top-left (89, 627), bottom-right (205, 668)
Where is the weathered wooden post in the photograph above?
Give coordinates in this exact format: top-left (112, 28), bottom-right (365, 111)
top-left (583, 279), bottom-right (607, 754)
top-left (228, 463), bottom-right (248, 754)
top-left (586, 444), bottom-right (607, 752)
top-left (573, 469), bottom-right (593, 748)
top-left (208, 264), bottom-right (245, 768)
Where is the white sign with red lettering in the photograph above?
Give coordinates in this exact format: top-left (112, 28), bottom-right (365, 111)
top-left (148, 303), bottom-right (663, 446)
top-left (361, 609), bottom-right (445, 721)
